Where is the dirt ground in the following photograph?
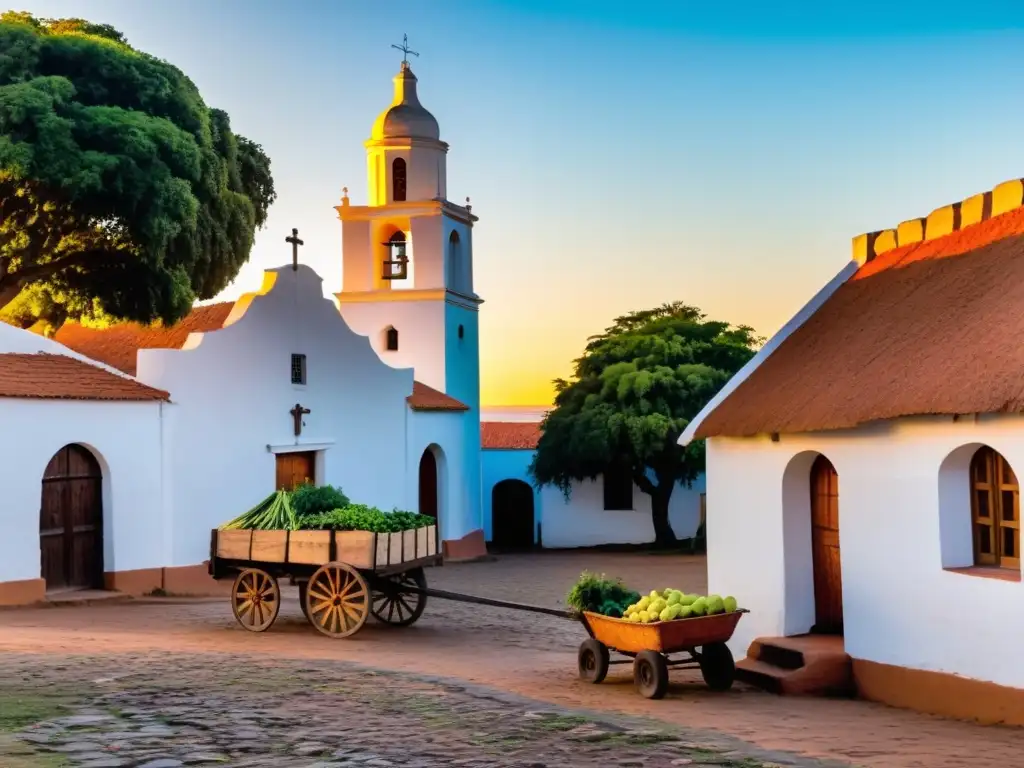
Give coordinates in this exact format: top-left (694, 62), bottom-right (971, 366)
top-left (1, 552), bottom-right (1022, 767)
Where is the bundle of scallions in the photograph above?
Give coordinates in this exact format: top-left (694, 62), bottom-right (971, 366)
top-left (219, 490), bottom-right (297, 530)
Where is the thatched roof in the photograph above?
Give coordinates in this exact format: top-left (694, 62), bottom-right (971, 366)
top-left (694, 204), bottom-right (1024, 438)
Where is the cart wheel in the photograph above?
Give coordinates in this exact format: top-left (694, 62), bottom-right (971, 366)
top-left (305, 562), bottom-right (369, 638)
top-left (633, 651), bottom-right (669, 699)
top-left (297, 581), bottom-right (311, 623)
top-left (370, 567), bottom-right (427, 627)
top-left (578, 639), bottom-right (610, 684)
top-left (699, 642), bottom-right (736, 691)
top-left (231, 568), bottom-right (280, 632)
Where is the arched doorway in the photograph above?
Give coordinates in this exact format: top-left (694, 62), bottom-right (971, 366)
top-left (810, 455), bottom-right (842, 634)
top-left (40, 444), bottom-right (103, 592)
top-left (418, 449), bottom-right (438, 519)
top-left (491, 480), bottom-right (535, 551)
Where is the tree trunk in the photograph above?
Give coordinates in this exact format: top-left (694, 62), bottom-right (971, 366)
top-left (0, 283), bottom-right (22, 313)
top-left (650, 489), bottom-right (677, 548)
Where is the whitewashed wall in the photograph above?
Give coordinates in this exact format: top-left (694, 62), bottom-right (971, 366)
top-left (540, 475), bottom-right (705, 549)
top-left (0, 398), bottom-right (165, 584)
top-left (407, 408), bottom-right (475, 541)
top-left (706, 414), bottom-right (1024, 689)
top-left (137, 265), bottom-right (417, 567)
top-left (338, 299), bottom-right (448, 394)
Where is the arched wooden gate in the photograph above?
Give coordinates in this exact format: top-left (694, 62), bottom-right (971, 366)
top-left (40, 445), bottom-right (103, 591)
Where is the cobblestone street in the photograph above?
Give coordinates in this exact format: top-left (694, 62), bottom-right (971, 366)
top-left (1, 651), bottom-right (843, 768)
top-left (1, 553), bottom-right (1022, 768)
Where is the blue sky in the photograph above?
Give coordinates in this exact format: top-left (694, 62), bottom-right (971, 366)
top-left (11, 1), bottom-right (1024, 403)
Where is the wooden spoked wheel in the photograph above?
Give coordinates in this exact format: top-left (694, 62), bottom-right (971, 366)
top-left (231, 568), bottom-right (281, 632)
top-left (370, 567), bottom-right (427, 627)
top-left (305, 562), bottom-right (370, 638)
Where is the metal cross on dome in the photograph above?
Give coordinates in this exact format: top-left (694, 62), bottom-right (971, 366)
top-left (391, 34), bottom-right (419, 65)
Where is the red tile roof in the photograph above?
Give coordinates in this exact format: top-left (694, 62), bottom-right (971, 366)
top-left (695, 204), bottom-right (1024, 438)
top-left (481, 422), bottom-right (541, 449)
top-left (0, 353), bottom-right (169, 402)
top-left (408, 381), bottom-right (469, 412)
top-left (54, 304), bottom-right (469, 412)
top-left (54, 302), bottom-right (234, 376)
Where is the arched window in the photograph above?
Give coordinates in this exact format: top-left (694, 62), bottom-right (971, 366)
top-left (383, 231), bottom-right (408, 281)
top-left (447, 230), bottom-right (460, 290)
top-left (384, 326), bottom-right (399, 351)
top-left (392, 158), bottom-right (407, 202)
top-left (970, 446), bottom-right (1019, 569)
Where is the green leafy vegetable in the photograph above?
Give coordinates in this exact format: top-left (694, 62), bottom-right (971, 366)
top-left (566, 571), bottom-right (639, 615)
top-left (290, 483), bottom-right (350, 519)
top-left (297, 504), bottom-right (435, 533)
top-left (220, 490), bottom-right (295, 530)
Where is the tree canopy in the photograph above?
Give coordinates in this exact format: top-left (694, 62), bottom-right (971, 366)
top-left (529, 302), bottom-right (761, 546)
top-left (0, 12), bottom-right (276, 333)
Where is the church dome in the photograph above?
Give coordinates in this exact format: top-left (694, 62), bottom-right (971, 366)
top-left (370, 63), bottom-right (440, 141)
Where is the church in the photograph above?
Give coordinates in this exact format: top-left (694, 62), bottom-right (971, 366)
top-left (0, 55), bottom-right (705, 605)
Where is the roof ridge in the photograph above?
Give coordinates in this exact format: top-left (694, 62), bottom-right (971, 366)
top-left (853, 177), bottom-right (1024, 266)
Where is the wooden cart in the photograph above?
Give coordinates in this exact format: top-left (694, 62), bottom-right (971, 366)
top-left (208, 525), bottom-right (441, 638)
top-left (577, 609), bottom-right (748, 699)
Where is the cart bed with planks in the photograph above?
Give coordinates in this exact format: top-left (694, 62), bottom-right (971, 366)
top-left (208, 525), bottom-right (441, 637)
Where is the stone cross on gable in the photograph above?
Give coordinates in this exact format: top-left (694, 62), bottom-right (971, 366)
top-left (290, 403), bottom-right (310, 437)
top-left (286, 228), bottom-right (304, 271)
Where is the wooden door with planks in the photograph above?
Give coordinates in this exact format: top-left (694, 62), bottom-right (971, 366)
top-left (276, 451), bottom-right (316, 491)
top-left (810, 455), bottom-right (843, 634)
top-left (39, 444), bottom-right (104, 592)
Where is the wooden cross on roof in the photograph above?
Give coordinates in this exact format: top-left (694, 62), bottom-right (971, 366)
top-left (286, 228), bottom-right (304, 271)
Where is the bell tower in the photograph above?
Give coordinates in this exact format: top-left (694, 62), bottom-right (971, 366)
top-left (335, 37), bottom-right (482, 413)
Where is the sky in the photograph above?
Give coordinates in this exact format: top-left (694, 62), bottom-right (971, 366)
top-left (11, 1), bottom-right (1024, 405)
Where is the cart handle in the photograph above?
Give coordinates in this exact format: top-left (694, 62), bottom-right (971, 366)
top-left (403, 585), bottom-right (577, 620)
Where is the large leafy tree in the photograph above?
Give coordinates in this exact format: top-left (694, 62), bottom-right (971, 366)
top-left (0, 12), bottom-right (276, 333)
top-left (529, 302), bottom-right (761, 547)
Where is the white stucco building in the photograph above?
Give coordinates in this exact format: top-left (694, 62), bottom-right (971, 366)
top-left (481, 421), bottom-right (705, 550)
top-left (680, 177), bottom-right (1024, 723)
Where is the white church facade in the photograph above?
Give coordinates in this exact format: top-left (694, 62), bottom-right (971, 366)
top-left (681, 177), bottom-right (1024, 723)
top-left (0, 56), bottom-right (701, 606)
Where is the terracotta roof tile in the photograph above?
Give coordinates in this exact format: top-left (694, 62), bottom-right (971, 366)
top-left (481, 422), bottom-right (541, 449)
top-left (0, 353), bottom-right (169, 402)
top-left (407, 381), bottom-right (469, 412)
top-left (54, 302), bottom-right (234, 375)
top-left (695, 205), bottom-right (1024, 438)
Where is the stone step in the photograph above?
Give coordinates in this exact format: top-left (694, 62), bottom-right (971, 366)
top-left (736, 658), bottom-right (787, 694)
top-left (737, 635), bottom-right (855, 697)
top-left (756, 641), bottom-right (805, 670)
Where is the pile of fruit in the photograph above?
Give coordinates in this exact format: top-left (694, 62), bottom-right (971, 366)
top-left (623, 589), bottom-right (739, 623)
top-left (219, 486), bottom-right (434, 533)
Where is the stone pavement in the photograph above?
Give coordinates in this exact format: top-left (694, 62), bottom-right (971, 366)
top-left (1, 552), bottom-right (1023, 768)
top-left (2, 652), bottom-right (843, 768)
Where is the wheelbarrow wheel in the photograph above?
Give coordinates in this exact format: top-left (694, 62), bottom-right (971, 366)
top-left (699, 642), bottom-right (736, 691)
top-left (577, 639), bottom-right (610, 684)
top-left (633, 651), bottom-right (669, 699)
